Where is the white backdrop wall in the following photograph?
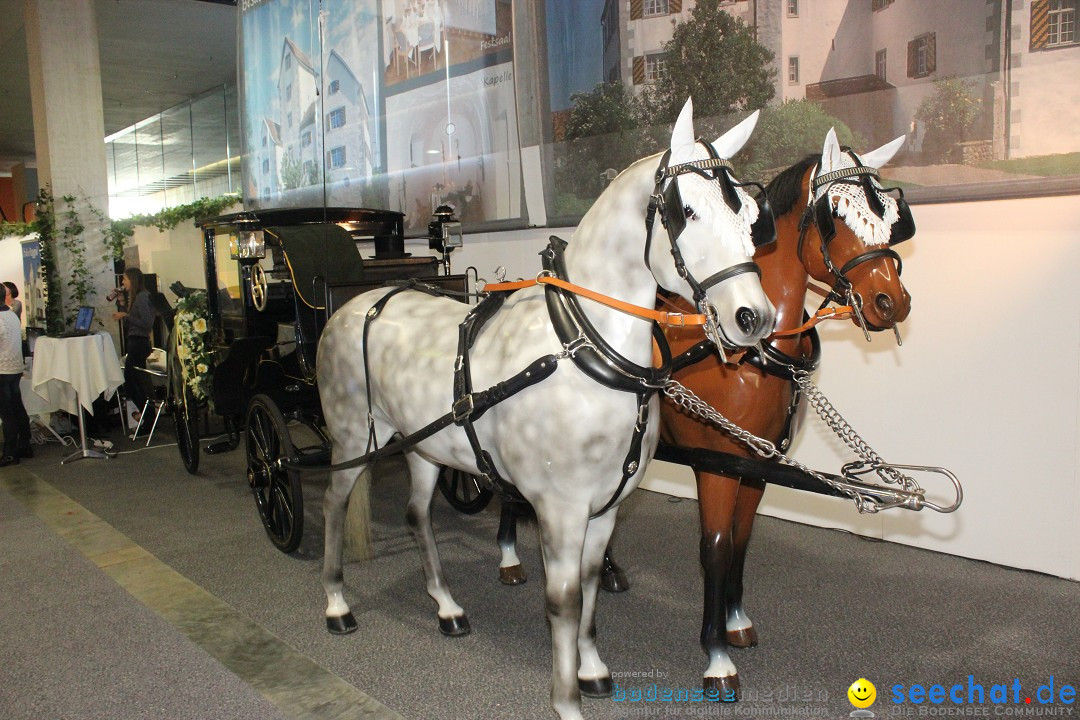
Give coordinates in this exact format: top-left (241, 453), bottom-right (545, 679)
top-left (640, 193), bottom-right (1080, 581)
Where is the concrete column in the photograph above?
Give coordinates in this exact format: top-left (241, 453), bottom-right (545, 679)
top-left (24, 0), bottom-right (114, 330)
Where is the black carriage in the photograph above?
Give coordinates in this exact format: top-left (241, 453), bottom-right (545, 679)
top-left (169, 207), bottom-right (470, 552)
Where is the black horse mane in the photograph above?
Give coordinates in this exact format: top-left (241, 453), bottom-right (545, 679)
top-left (763, 154), bottom-right (822, 218)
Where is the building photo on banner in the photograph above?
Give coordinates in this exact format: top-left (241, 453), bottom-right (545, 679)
top-left (241, 0), bottom-right (521, 230)
top-left (3, 1), bottom-right (1080, 719)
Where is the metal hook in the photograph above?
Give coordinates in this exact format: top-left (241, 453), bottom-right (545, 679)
top-left (847, 289), bottom-right (872, 343)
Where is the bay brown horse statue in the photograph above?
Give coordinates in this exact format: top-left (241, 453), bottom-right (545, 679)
top-left (491, 128), bottom-right (914, 699)
top-left (651, 128), bottom-right (913, 696)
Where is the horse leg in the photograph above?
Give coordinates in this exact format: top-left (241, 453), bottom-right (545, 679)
top-left (322, 453), bottom-right (367, 634)
top-left (497, 500), bottom-right (527, 585)
top-left (537, 504), bottom-right (590, 720)
top-left (725, 477), bottom-right (765, 648)
top-left (403, 453), bottom-right (470, 635)
top-left (696, 469), bottom-right (740, 701)
top-left (598, 542), bottom-right (630, 593)
top-left (577, 509), bottom-right (617, 698)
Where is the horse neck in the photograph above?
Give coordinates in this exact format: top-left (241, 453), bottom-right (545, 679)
top-left (562, 156), bottom-right (660, 365)
top-left (761, 173), bottom-right (814, 356)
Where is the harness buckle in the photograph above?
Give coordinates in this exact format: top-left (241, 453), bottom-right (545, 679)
top-left (559, 333), bottom-right (594, 359)
top-left (452, 394), bottom-right (475, 423)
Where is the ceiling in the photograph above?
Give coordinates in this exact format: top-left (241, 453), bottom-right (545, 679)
top-left (0, 0), bottom-right (238, 174)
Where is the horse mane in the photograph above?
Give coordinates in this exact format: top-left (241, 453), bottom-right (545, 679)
top-left (764, 154), bottom-right (821, 218)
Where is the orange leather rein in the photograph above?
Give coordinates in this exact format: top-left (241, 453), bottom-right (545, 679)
top-left (482, 276), bottom-right (855, 337)
top-left (482, 275), bottom-right (711, 327)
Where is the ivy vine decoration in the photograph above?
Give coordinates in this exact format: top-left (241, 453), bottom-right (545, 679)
top-left (173, 290), bottom-right (213, 406)
top-left (33, 188), bottom-right (65, 336)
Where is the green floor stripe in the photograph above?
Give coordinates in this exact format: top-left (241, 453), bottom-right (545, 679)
top-left (1, 468), bottom-right (405, 720)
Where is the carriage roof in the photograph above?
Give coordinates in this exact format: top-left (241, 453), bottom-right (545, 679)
top-left (200, 207), bottom-right (405, 309)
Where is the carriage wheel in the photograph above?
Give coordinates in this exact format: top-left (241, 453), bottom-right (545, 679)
top-left (437, 466), bottom-right (494, 514)
top-left (245, 394), bottom-right (304, 553)
top-left (172, 384), bottom-right (200, 475)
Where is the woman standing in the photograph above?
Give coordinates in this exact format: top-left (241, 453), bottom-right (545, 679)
top-left (112, 268), bottom-right (155, 418)
top-left (0, 300), bottom-right (31, 465)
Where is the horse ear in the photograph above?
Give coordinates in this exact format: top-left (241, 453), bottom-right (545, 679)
top-left (670, 97), bottom-right (697, 163)
top-left (859, 135), bottom-right (907, 169)
top-left (711, 110), bottom-right (760, 159)
top-left (819, 127), bottom-right (843, 176)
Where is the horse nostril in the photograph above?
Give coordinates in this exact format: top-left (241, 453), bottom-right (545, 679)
top-left (875, 293), bottom-right (894, 319)
top-left (736, 307), bottom-right (758, 336)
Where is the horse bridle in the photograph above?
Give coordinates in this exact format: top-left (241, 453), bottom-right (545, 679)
top-left (796, 153), bottom-right (914, 340)
top-left (645, 141), bottom-right (776, 358)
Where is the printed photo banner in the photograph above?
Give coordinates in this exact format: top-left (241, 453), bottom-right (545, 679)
top-left (240, 0), bottom-right (520, 227)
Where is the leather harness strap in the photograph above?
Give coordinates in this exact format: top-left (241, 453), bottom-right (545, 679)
top-left (484, 275), bottom-right (712, 327)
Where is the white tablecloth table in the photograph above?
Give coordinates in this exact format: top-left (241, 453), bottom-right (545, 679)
top-left (30, 333), bottom-right (124, 463)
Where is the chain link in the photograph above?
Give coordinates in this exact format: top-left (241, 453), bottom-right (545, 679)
top-left (662, 377), bottom-right (917, 514)
top-left (791, 369), bottom-right (918, 492)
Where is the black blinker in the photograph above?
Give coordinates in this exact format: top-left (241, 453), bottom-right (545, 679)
top-left (813, 194), bottom-right (836, 244)
top-left (752, 194), bottom-right (777, 247)
top-left (660, 177), bottom-right (687, 240)
top-left (890, 198), bottom-right (916, 245)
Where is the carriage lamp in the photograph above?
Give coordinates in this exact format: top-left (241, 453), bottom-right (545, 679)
top-left (230, 213), bottom-right (266, 261)
top-left (428, 205), bottom-right (463, 254)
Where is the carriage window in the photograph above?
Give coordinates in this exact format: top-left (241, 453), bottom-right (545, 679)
top-left (215, 233), bottom-right (244, 319)
top-left (1049, 0), bottom-right (1076, 46)
top-left (643, 0), bottom-right (669, 18)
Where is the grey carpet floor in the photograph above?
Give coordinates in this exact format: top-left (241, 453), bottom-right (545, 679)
top-left (3, 421), bottom-right (1079, 720)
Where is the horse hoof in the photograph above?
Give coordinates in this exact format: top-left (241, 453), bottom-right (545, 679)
top-left (326, 613), bottom-right (358, 635)
top-left (438, 615), bottom-right (471, 636)
top-left (579, 676), bottom-right (613, 698)
top-left (599, 567), bottom-right (630, 593)
top-left (727, 626), bottom-right (758, 648)
top-left (499, 564), bottom-right (527, 585)
top-left (704, 674), bottom-right (740, 702)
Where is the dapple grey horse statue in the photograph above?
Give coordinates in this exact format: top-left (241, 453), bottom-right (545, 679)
top-left (316, 98), bottom-right (776, 720)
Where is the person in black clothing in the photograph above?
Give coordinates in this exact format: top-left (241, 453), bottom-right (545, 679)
top-left (113, 268), bottom-right (155, 419)
top-left (0, 298), bottom-right (31, 466)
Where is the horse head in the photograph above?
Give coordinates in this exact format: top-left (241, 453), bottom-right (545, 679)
top-left (796, 128), bottom-right (913, 335)
top-left (647, 99), bottom-right (776, 353)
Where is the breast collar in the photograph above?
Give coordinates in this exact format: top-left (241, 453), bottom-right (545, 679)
top-left (542, 236), bottom-right (672, 393)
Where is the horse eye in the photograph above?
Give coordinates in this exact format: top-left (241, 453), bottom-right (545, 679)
top-left (684, 205), bottom-right (698, 221)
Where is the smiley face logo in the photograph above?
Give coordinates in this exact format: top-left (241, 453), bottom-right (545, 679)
top-left (848, 678), bottom-right (877, 708)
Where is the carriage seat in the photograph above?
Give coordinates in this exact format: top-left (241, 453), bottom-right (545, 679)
top-left (267, 224), bottom-right (368, 378)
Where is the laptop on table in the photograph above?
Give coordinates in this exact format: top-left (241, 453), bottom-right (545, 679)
top-left (53, 306), bottom-right (95, 338)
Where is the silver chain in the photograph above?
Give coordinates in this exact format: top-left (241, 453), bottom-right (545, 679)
top-left (791, 369), bottom-right (918, 492)
top-left (662, 375), bottom-right (919, 514)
